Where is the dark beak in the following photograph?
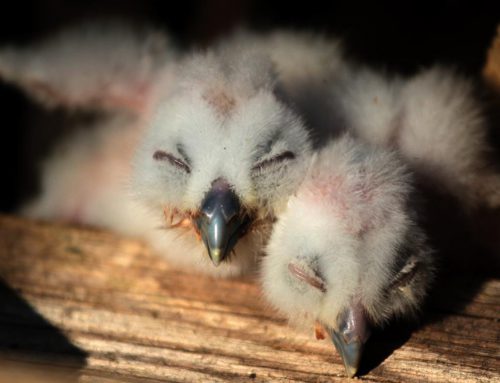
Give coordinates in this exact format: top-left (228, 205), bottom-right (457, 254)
top-left (194, 178), bottom-right (252, 266)
top-left (325, 302), bottom-right (370, 378)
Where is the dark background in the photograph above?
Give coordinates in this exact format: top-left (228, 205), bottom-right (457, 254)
top-left (0, 0), bottom-right (499, 212)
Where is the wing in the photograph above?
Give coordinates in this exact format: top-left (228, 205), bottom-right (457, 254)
top-left (0, 21), bottom-right (176, 113)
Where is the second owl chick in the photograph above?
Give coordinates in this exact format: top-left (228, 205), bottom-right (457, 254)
top-left (262, 135), bottom-right (433, 377)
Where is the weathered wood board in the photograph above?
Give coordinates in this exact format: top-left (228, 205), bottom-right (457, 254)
top-left (0, 215), bottom-right (498, 382)
top-left (484, 25), bottom-right (500, 92)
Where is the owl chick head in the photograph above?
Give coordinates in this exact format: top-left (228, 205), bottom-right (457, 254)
top-left (132, 49), bottom-right (312, 266)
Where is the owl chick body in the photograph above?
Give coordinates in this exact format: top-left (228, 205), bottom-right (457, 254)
top-left (329, 65), bottom-right (500, 209)
top-left (262, 135), bottom-right (434, 376)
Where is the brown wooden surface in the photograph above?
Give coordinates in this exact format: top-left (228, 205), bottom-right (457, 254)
top-left (0, 214), bottom-right (498, 383)
top-left (484, 25), bottom-right (500, 92)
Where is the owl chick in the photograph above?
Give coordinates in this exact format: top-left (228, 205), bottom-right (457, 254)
top-left (262, 135), bottom-right (433, 377)
top-left (130, 48), bottom-right (312, 275)
top-left (1, 22), bottom-right (351, 275)
top-left (133, 29), bottom-right (345, 271)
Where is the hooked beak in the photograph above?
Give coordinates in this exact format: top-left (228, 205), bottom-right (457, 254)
top-left (286, 261), bottom-right (370, 377)
top-left (194, 178), bottom-right (252, 266)
top-left (324, 302), bottom-right (370, 378)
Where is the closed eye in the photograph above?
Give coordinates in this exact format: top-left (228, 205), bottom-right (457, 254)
top-left (252, 151), bottom-right (296, 172)
top-left (153, 150), bottom-right (191, 174)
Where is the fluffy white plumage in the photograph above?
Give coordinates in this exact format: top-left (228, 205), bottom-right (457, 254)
top-left (262, 135), bottom-right (435, 377)
top-left (262, 135), bottom-right (433, 328)
top-left (1, 20), bottom-right (496, 283)
top-left (131, 47), bottom-right (313, 275)
top-left (330, 65), bottom-right (500, 209)
top-left (3, 23), bottom-right (342, 276)
top-left (2, 20), bottom-right (499, 378)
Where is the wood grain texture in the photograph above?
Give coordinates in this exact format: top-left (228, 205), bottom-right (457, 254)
top-left (0, 214), bottom-right (498, 383)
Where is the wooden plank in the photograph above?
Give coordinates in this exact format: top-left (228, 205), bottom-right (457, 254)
top-left (0, 214), bottom-right (498, 382)
top-left (484, 25), bottom-right (500, 92)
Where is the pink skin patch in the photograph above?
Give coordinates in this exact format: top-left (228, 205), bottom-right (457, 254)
top-left (299, 172), bottom-right (378, 237)
top-left (202, 88), bottom-right (236, 117)
top-left (26, 78), bottom-right (152, 114)
top-left (103, 81), bottom-right (152, 113)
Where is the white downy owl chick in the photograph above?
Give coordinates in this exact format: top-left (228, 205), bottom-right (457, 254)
top-left (262, 135), bottom-right (433, 377)
top-left (130, 48), bottom-right (312, 275)
top-left (1, 23), bottom-right (350, 276)
top-left (133, 30), bottom-right (345, 272)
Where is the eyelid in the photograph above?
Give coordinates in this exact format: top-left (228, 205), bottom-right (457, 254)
top-left (153, 150), bottom-right (191, 174)
top-left (252, 151), bottom-right (296, 172)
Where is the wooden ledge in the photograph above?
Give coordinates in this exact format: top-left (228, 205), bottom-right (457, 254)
top-left (0, 214), bottom-right (498, 382)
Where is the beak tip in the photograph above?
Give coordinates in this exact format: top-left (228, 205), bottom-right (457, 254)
top-left (345, 364), bottom-right (359, 379)
top-left (209, 249), bottom-right (222, 267)
top-left (329, 328), bottom-right (363, 378)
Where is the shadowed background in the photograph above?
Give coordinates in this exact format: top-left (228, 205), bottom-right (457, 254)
top-left (0, 1), bottom-right (499, 213)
